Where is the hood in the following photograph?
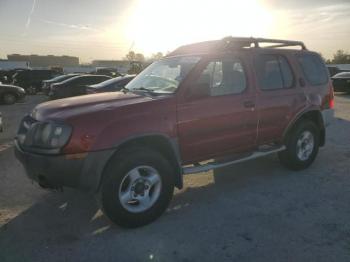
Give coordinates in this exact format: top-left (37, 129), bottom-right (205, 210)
top-left (32, 92), bottom-right (155, 121)
top-left (332, 75), bottom-right (350, 79)
top-left (0, 84), bottom-right (25, 92)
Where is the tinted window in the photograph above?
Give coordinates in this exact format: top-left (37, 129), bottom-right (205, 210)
top-left (279, 56), bottom-right (294, 88)
top-left (73, 77), bottom-right (89, 85)
top-left (70, 76), bottom-right (105, 85)
top-left (83, 76), bottom-right (100, 84)
top-left (297, 54), bottom-right (328, 85)
top-left (256, 55), bottom-right (283, 90)
top-left (86, 76), bottom-right (109, 85)
top-left (256, 55), bottom-right (294, 90)
top-left (197, 58), bottom-right (246, 96)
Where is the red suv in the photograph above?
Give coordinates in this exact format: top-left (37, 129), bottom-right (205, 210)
top-left (15, 37), bottom-right (334, 228)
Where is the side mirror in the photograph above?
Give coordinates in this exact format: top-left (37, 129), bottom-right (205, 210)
top-left (188, 82), bottom-right (210, 100)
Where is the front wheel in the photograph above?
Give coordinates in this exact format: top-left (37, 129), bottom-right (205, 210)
top-left (100, 147), bottom-right (175, 228)
top-left (3, 93), bottom-right (17, 105)
top-left (278, 120), bottom-right (320, 171)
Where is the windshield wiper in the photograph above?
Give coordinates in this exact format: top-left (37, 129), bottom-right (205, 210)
top-left (133, 87), bottom-right (154, 92)
top-left (131, 87), bottom-right (159, 96)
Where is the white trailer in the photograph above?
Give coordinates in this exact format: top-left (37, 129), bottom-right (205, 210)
top-left (0, 60), bottom-right (29, 70)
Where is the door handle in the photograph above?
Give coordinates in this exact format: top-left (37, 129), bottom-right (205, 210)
top-left (243, 100), bottom-right (255, 109)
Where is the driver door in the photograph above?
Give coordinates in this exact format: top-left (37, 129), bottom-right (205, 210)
top-left (177, 54), bottom-right (258, 164)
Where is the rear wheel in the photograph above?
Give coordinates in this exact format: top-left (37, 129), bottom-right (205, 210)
top-left (100, 147), bottom-right (175, 228)
top-left (3, 93), bottom-right (16, 105)
top-left (278, 120), bottom-right (320, 171)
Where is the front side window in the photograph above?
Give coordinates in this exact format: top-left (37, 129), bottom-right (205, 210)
top-left (297, 54), bottom-right (328, 85)
top-left (126, 56), bottom-right (200, 94)
top-left (196, 58), bottom-right (247, 96)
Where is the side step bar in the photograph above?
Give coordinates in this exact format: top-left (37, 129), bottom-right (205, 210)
top-left (182, 146), bottom-right (286, 174)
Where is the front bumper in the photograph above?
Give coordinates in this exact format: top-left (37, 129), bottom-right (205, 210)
top-left (14, 140), bottom-right (115, 192)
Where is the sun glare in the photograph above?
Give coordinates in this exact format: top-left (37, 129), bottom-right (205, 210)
top-left (124, 0), bottom-right (274, 55)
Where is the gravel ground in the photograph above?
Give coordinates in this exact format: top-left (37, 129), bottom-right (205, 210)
top-left (0, 94), bottom-right (350, 262)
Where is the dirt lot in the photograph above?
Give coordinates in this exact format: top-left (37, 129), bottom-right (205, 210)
top-left (1, 94), bottom-right (350, 262)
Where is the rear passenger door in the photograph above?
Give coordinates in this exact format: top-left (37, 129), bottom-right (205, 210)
top-left (177, 54), bottom-right (258, 164)
top-left (254, 53), bottom-right (305, 145)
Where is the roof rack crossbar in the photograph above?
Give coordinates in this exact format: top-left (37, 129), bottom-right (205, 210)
top-left (222, 37), bottom-right (307, 50)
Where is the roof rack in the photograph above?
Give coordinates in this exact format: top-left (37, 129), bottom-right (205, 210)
top-left (167, 37), bottom-right (307, 57)
top-left (222, 37), bottom-right (307, 50)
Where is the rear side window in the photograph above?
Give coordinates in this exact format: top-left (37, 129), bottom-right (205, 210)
top-left (89, 76), bottom-right (107, 84)
top-left (297, 54), bottom-right (328, 85)
top-left (256, 55), bottom-right (294, 90)
top-left (279, 56), bottom-right (294, 88)
top-left (70, 77), bottom-right (93, 85)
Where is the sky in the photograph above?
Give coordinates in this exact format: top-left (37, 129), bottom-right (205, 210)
top-left (0, 0), bottom-right (349, 63)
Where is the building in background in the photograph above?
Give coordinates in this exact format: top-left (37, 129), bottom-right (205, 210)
top-left (63, 65), bottom-right (95, 74)
top-left (7, 54), bottom-right (79, 68)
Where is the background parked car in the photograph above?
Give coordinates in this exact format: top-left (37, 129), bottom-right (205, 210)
top-left (95, 68), bottom-right (122, 77)
top-left (86, 75), bottom-right (135, 94)
top-left (42, 73), bottom-right (80, 95)
top-left (0, 68), bottom-right (29, 84)
top-left (327, 65), bottom-right (341, 77)
top-left (49, 74), bottom-right (112, 99)
top-left (332, 72), bottom-right (350, 92)
top-left (12, 69), bottom-right (61, 94)
top-left (0, 84), bottom-right (26, 105)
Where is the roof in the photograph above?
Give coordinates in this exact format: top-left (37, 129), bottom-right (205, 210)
top-left (167, 37), bottom-right (307, 57)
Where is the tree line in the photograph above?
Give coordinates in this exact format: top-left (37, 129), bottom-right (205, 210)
top-left (322, 50), bottom-right (350, 64)
top-left (124, 51), bottom-right (165, 74)
top-left (124, 51), bottom-right (164, 63)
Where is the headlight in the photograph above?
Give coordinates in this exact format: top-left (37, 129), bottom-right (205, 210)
top-left (19, 120), bottom-right (72, 151)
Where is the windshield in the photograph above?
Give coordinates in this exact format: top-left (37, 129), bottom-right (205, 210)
top-left (59, 75), bottom-right (85, 84)
top-left (126, 56), bottom-right (200, 94)
top-left (49, 74), bottom-right (73, 82)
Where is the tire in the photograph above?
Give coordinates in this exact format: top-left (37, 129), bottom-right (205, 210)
top-left (278, 120), bottom-right (320, 171)
top-left (3, 93), bottom-right (17, 105)
top-left (100, 147), bottom-right (175, 228)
